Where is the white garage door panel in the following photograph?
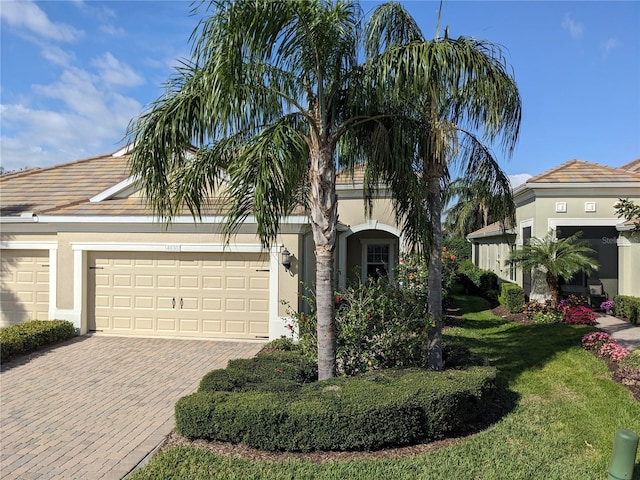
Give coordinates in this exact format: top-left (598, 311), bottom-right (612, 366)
top-left (1, 250), bottom-right (50, 326)
top-left (89, 251), bottom-right (269, 339)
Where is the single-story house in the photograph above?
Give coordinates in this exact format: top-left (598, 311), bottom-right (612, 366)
top-left (0, 147), bottom-right (404, 340)
top-left (467, 158), bottom-right (640, 302)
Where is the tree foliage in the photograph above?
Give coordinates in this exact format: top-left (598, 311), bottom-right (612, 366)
top-left (508, 231), bottom-right (599, 307)
top-left (614, 198), bottom-right (640, 232)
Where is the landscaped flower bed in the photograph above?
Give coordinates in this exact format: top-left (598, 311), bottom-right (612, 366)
top-left (581, 332), bottom-right (640, 398)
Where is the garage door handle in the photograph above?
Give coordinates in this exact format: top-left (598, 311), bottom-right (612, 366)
top-left (180, 298), bottom-right (184, 309)
top-left (172, 297), bottom-right (176, 309)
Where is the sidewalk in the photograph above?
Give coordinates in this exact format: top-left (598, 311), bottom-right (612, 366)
top-left (596, 314), bottom-right (640, 351)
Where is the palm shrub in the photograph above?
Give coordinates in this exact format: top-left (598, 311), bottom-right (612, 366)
top-left (508, 231), bottom-right (598, 307)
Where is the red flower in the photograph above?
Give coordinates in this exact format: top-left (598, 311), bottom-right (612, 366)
top-left (366, 313), bottom-right (371, 320)
top-left (287, 324), bottom-right (294, 331)
top-left (335, 295), bottom-right (341, 303)
top-left (276, 369), bottom-right (284, 374)
top-left (300, 314), bottom-right (306, 323)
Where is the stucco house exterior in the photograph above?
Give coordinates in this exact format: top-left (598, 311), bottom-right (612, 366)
top-left (467, 158), bottom-right (640, 302)
top-left (0, 148), bottom-right (404, 340)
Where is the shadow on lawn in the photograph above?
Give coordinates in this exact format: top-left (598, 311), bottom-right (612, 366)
top-left (448, 293), bottom-right (592, 385)
top-left (445, 294), bottom-right (595, 428)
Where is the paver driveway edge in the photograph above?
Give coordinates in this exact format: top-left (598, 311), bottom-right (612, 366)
top-left (0, 335), bottom-right (264, 480)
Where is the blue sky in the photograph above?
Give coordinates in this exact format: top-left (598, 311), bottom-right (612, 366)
top-left (1, 1), bottom-right (639, 187)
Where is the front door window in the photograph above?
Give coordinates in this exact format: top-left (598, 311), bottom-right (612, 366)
top-left (366, 244), bottom-right (389, 280)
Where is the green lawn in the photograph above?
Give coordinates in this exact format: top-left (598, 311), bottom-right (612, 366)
top-left (130, 294), bottom-right (640, 480)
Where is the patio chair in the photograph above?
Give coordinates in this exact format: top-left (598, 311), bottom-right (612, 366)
top-left (587, 283), bottom-right (608, 310)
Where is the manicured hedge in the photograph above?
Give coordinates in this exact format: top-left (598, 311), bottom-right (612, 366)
top-left (613, 295), bottom-right (640, 325)
top-left (499, 283), bottom-right (525, 313)
top-left (457, 260), bottom-right (499, 302)
top-left (199, 351), bottom-right (317, 394)
top-left (0, 320), bottom-right (76, 362)
top-left (177, 364), bottom-right (498, 452)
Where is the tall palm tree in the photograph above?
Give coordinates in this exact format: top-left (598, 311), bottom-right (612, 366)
top-left (508, 231), bottom-right (599, 307)
top-left (127, 0), bottom-right (482, 379)
top-left (444, 177), bottom-right (516, 238)
top-left (359, 3), bottom-right (521, 369)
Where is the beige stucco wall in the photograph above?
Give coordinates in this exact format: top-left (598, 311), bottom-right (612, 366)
top-left (618, 231), bottom-right (640, 297)
top-left (2, 187), bottom-right (402, 336)
top-left (336, 195), bottom-right (397, 231)
top-left (473, 236), bottom-right (514, 283)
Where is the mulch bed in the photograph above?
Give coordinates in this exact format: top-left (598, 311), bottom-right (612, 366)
top-left (154, 306), bottom-right (638, 462)
top-left (158, 430), bottom-right (466, 463)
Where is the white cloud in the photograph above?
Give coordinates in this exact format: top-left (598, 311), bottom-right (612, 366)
top-left (92, 53), bottom-right (145, 88)
top-left (100, 24), bottom-right (125, 36)
top-left (562, 14), bottom-right (584, 39)
top-left (0, 0), bottom-right (83, 42)
top-left (602, 38), bottom-right (620, 58)
top-left (509, 174), bottom-right (532, 189)
top-left (0, 63), bottom-right (143, 171)
top-left (41, 45), bottom-right (76, 67)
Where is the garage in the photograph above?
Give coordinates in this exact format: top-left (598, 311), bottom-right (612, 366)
top-left (0, 250), bottom-right (50, 327)
top-left (88, 251), bottom-right (270, 339)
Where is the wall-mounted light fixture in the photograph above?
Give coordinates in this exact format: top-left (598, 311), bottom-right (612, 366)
top-left (281, 247), bottom-right (291, 272)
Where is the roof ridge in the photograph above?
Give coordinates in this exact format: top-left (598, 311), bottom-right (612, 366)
top-left (527, 159), bottom-right (579, 182)
top-left (527, 158), bottom-right (640, 183)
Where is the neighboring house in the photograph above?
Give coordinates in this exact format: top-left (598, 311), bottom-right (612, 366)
top-left (467, 158), bottom-right (640, 301)
top-left (0, 148), bottom-right (403, 339)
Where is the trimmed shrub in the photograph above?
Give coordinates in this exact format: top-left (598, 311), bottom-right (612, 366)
top-left (613, 295), bottom-right (640, 325)
top-left (177, 366), bottom-right (498, 452)
top-left (499, 283), bottom-right (525, 313)
top-left (199, 351), bottom-right (317, 394)
top-left (0, 320), bottom-right (76, 362)
top-left (457, 260), bottom-right (499, 302)
top-left (287, 279), bottom-right (431, 376)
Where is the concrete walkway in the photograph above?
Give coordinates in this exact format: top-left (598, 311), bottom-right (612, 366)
top-left (596, 314), bottom-right (640, 351)
top-left (0, 335), bottom-right (263, 480)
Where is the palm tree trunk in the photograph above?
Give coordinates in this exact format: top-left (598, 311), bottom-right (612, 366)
top-left (309, 144), bottom-right (337, 380)
top-left (427, 172), bottom-right (443, 371)
top-left (546, 270), bottom-right (560, 308)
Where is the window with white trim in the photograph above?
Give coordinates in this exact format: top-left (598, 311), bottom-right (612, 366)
top-left (360, 239), bottom-right (395, 282)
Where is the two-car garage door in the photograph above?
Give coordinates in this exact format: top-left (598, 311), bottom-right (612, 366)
top-left (88, 251), bottom-right (270, 339)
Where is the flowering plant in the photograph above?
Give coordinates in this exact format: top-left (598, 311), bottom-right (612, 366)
top-left (581, 332), bottom-right (630, 362)
top-left (600, 300), bottom-right (614, 311)
top-left (599, 342), bottom-right (630, 362)
top-left (581, 331), bottom-right (613, 350)
top-left (563, 306), bottom-right (597, 325)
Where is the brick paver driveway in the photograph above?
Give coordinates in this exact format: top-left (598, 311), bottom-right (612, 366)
top-left (0, 335), bottom-right (263, 479)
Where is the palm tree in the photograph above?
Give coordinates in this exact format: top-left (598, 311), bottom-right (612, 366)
top-left (359, 3), bottom-right (521, 369)
top-left (444, 177), bottom-right (516, 238)
top-left (127, 0), bottom-right (486, 379)
top-left (508, 231), bottom-right (599, 307)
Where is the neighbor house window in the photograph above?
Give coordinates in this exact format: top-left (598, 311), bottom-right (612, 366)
top-left (360, 239), bottom-right (395, 282)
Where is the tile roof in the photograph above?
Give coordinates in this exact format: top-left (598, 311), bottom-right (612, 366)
top-left (1, 150), bottom-right (357, 218)
top-left (526, 159), bottom-right (640, 184)
top-left (466, 221), bottom-right (515, 239)
top-left (0, 153), bottom-right (130, 216)
top-left (620, 158), bottom-right (640, 173)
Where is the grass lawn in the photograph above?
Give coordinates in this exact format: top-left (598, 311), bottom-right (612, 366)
top-left (130, 294), bottom-right (640, 480)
